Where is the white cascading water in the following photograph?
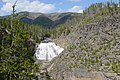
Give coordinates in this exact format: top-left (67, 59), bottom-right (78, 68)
top-left (35, 40), bottom-right (64, 61)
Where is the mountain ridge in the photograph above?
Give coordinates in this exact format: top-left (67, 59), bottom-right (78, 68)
top-left (17, 11), bottom-right (82, 28)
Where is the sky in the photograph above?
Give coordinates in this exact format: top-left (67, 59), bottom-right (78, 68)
top-left (0, 0), bottom-right (119, 16)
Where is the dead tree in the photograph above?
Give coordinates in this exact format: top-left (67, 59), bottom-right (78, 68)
top-left (11, 0), bottom-right (17, 28)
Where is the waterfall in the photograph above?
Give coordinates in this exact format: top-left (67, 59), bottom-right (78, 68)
top-left (35, 38), bottom-right (64, 61)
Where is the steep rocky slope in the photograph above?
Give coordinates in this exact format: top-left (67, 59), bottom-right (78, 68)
top-left (49, 14), bottom-right (120, 80)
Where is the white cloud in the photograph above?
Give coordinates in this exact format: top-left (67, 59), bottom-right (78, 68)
top-left (68, 0), bottom-right (81, 2)
top-left (67, 6), bottom-right (83, 13)
top-left (1, 3), bottom-right (13, 12)
top-left (1, 0), bottom-right (55, 13)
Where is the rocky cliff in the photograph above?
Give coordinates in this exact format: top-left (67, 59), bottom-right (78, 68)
top-left (49, 14), bottom-right (120, 80)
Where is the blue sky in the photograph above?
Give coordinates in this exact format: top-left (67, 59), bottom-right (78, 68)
top-left (0, 0), bottom-right (119, 16)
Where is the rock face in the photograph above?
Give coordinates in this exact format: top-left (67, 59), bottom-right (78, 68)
top-left (48, 15), bottom-right (120, 80)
